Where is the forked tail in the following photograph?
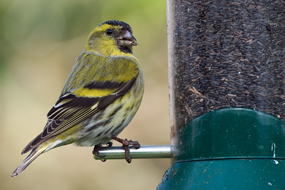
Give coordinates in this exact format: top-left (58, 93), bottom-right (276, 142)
top-left (11, 148), bottom-right (45, 177)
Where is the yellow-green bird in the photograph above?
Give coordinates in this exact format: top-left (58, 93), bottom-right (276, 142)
top-left (11, 20), bottom-right (144, 177)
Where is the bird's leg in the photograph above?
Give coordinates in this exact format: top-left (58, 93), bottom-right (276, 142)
top-left (111, 136), bottom-right (140, 163)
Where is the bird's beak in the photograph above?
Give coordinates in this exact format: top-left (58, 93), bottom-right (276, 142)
top-left (117, 30), bottom-right (137, 46)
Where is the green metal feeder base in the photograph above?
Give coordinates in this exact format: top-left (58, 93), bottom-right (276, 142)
top-left (158, 159), bottom-right (285, 189)
top-left (157, 108), bottom-right (285, 189)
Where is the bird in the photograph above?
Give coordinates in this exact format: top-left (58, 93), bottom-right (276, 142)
top-left (11, 20), bottom-right (144, 177)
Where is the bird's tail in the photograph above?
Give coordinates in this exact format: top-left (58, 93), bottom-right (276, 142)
top-left (11, 148), bottom-right (45, 178)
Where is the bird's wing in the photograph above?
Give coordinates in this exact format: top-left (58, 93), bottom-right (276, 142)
top-left (21, 57), bottom-right (138, 154)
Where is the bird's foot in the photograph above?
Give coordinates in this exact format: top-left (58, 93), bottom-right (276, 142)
top-left (111, 136), bottom-right (140, 163)
top-left (92, 144), bottom-right (105, 158)
top-left (92, 142), bottom-right (114, 162)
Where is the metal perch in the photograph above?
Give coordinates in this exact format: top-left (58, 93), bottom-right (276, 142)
top-left (93, 145), bottom-right (171, 160)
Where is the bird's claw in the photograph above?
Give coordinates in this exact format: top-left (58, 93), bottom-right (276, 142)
top-left (112, 136), bottom-right (140, 163)
top-left (92, 144), bottom-right (106, 158)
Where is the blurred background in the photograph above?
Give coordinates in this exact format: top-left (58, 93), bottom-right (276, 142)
top-left (0, 0), bottom-right (169, 189)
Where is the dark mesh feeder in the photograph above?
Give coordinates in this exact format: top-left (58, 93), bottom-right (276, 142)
top-left (170, 0), bottom-right (285, 126)
top-left (158, 0), bottom-right (285, 189)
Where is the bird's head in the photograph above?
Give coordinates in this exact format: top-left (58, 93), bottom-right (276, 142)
top-left (86, 20), bottom-right (137, 56)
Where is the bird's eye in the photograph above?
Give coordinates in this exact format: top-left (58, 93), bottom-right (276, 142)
top-left (106, 29), bottom-right (113, 35)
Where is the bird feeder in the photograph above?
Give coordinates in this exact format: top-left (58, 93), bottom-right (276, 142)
top-left (157, 0), bottom-right (285, 189)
